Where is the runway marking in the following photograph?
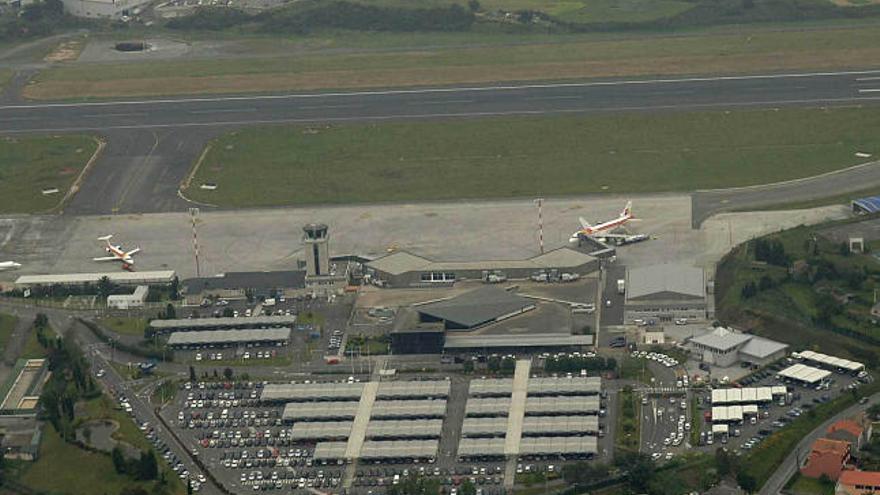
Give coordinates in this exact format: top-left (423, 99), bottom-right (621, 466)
top-left (3, 68), bottom-right (880, 111)
top-left (856, 77), bottom-right (880, 82)
top-left (858, 89), bottom-right (880, 93)
top-left (409, 99), bottom-right (475, 105)
top-left (298, 104), bottom-right (364, 110)
top-left (4, 95), bottom-right (880, 133)
top-left (189, 108), bottom-right (257, 114)
top-left (83, 112), bottom-right (147, 118)
top-left (524, 95), bottom-right (583, 100)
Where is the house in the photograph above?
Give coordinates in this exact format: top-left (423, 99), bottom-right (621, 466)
top-left (800, 438), bottom-right (851, 481)
top-left (107, 285), bottom-right (148, 310)
top-left (827, 419), bottom-right (866, 451)
top-left (836, 470), bottom-right (880, 495)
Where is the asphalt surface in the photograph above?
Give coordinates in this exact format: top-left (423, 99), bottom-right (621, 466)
top-left (1, 69), bottom-right (880, 215)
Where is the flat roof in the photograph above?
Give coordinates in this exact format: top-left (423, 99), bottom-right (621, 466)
top-left (262, 382), bottom-right (365, 402)
top-left (469, 379), bottom-right (513, 397)
top-left (458, 437), bottom-right (506, 457)
top-left (777, 363), bottom-right (832, 384)
top-left (366, 419), bottom-right (443, 439)
top-left (291, 421), bottom-right (353, 440)
top-left (371, 400), bottom-right (448, 418)
top-left (16, 270), bottom-right (176, 286)
top-left (523, 415), bottom-right (600, 435)
top-left (366, 247), bottom-right (595, 276)
top-left (359, 440), bottom-right (438, 459)
top-left (282, 402), bottom-right (360, 420)
top-left (417, 287), bottom-right (535, 329)
top-left (183, 270), bottom-right (305, 293)
top-left (462, 417), bottom-right (509, 437)
top-left (375, 380), bottom-right (450, 399)
top-left (712, 405), bottom-right (749, 422)
top-left (465, 397), bottom-right (511, 417)
top-left (626, 264), bottom-right (704, 301)
top-left (445, 333), bottom-right (593, 349)
top-left (150, 315), bottom-right (297, 330)
top-left (798, 350), bottom-right (864, 372)
top-left (166, 328), bottom-right (290, 346)
top-left (690, 327), bottom-right (752, 352)
top-left (519, 436), bottom-right (597, 455)
top-left (313, 441), bottom-right (348, 460)
top-left (527, 377), bottom-right (601, 395)
top-left (525, 396), bottom-right (600, 415)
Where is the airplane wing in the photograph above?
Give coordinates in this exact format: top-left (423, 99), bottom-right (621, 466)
top-left (93, 256), bottom-right (120, 261)
top-left (598, 233), bottom-right (631, 239)
top-left (125, 247), bottom-right (141, 256)
top-left (579, 217), bottom-right (592, 228)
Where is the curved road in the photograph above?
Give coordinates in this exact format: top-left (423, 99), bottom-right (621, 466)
top-left (2, 68), bottom-right (880, 215)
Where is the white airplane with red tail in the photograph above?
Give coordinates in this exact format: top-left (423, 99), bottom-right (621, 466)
top-left (569, 201), bottom-right (635, 243)
top-left (93, 235), bottom-right (140, 267)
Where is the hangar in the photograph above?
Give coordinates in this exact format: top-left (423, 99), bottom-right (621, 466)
top-left (624, 264), bottom-right (708, 323)
top-left (365, 247), bottom-right (599, 288)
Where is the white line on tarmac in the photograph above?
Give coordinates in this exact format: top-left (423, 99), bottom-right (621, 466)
top-left (299, 104), bottom-right (364, 110)
top-left (4, 95), bottom-right (880, 134)
top-left (189, 108), bottom-right (257, 114)
top-left (858, 89), bottom-right (880, 93)
top-left (525, 95), bottom-right (583, 100)
top-left (2, 68), bottom-right (880, 110)
top-left (410, 99), bottom-right (475, 105)
top-left (856, 77), bottom-right (880, 82)
top-left (82, 112), bottom-right (147, 118)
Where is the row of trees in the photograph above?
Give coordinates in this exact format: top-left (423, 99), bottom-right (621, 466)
top-left (544, 355), bottom-right (616, 373)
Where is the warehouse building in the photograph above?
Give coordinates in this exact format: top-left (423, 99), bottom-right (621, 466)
top-left (365, 247), bottom-right (599, 288)
top-left (165, 328), bottom-right (290, 349)
top-left (15, 270), bottom-right (176, 289)
top-left (624, 264), bottom-right (708, 323)
top-left (150, 315), bottom-right (297, 334)
top-left (689, 327), bottom-right (788, 367)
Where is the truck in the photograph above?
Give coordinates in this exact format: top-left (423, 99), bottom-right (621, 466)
top-left (617, 279), bottom-right (625, 294)
top-left (263, 298), bottom-right (276, 307)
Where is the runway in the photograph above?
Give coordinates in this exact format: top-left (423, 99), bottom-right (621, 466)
top-left (2, 69), bottom-right (880, 215)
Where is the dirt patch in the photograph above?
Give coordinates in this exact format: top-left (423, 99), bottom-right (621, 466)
top-left (59, 167), bottom-right (76, 175)
top-left (44, 40), bottom-right (83, 63)
top-left (24, 46), bottom-right (880, 100)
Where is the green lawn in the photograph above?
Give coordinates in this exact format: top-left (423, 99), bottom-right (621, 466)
top-left (786, 473), bottom-right (835, 495)
top-left (19, 327), bottom-right (48, 359)
top-left (99, 316), bottom-right (148, 337)
top-left (479, 0), bottom-right (695, 22)
top-left (0, 135), bottom-right (99, 214)
top-left (187, 107), bottom-right (880, 207)
top-left (0, 68), bottom-right (12, 92)
top-left (24, 22), bottom-right (880, 99)
top-left (615, 386), bottom-right (640, 453)
top-left (0, 313), bottom-right (17, 355)
top-left (18, 423), bottom-right (183, 495)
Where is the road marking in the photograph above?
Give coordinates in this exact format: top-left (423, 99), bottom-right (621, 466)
top-left (525, 95), bottom-right (583, 100)
top-left (4, 95), bottom-right (880, 134)
top-left (409, 99), bottom-right (475, 105)
top-left (2, 68), bottom-right (880, 111)
top-left (856, 76), bottom-right (880, 81)
top-left (189, 108), bottom-right (257, 114)
top-left (858, 89), bottom-right (880, 93)
top-left (299, 104), bottom-right (364, 110)
top-left (83, 112), bottom-right (147, 118)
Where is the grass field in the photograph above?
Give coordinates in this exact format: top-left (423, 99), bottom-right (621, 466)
top-left (0, 68), bottom-right (12, 92)
top-left (0, 313), bottom-right (17, 356)
top-left (478, 0), bottom-right (695, 22)
top-left (19, 327), bottom-right (48, 360)
top-left (186, 107), bottom-right (880, 207)
top-left (785, 473), bottom-right (835, 495)
top-left (24, 23), bottom-right (880, 99)
top-left (18, 423), bottom-right (183, 495)
top-left (99, 316), bottom-right (148, 337)
top-left (0, 135), bottom-right (99, 214)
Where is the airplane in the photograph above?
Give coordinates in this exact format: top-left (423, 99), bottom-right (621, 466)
top-left (93, 235), bottom-right (140, 266)
top-left (569, 201), bottom-right (635, 243)
top-left (0, 261), bottom-right (21, 271)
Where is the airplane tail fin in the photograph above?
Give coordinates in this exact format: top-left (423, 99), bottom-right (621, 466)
top-left (579, 217), bottom-right (592, 229)
top-left (97, 234), bottom-right (113, 242)
top-left (622, 201), bottom-right (633, 218)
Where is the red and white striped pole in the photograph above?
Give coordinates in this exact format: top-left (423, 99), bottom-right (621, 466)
top-left (536, 198), bottom-right (544, 254)
top-left (189, 207), bottom-right (201, 277)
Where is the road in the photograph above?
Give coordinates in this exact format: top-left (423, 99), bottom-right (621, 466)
top-left (0, 69), bottom-right (879, 214)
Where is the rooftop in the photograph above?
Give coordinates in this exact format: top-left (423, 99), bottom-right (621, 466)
top-left (839, 470), bottom-right (880, 487)
top-left (416, 286), bottom-right (535, 329)
top-left (827, 419), bottom-right (864, 440)
top-left (739, 335), bottom-right (789, 359)
top-left (15, 270), bottom-right (176, 286)
top-left (166, 328), bottom-right (290, 346)
top-left (183, 270), bottom-right (306, 293)
top-left (366, 247), bottom-right (595, 276)
top-left (626, 264), bottom-right (705, 301)
top-left (691, 327), bottom-right (752, 352)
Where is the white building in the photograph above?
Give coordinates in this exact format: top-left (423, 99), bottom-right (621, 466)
top-left (107, 285), bottom-right (148, 310)
top-left (624, 264), bottom-right (708, 323)
top-left (689, 327), bottom-right (788, 368)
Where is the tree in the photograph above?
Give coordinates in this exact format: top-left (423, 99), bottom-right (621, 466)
top-left (34, 313), bottom-right (49, 329)
top-left (170, 276), bottom-right (180, 300)
top-left (737, 472), bottom-right (757, 494)
top-left (223, 367), bottom-right (234, 380)
top-left (467, 0), bottom-right (480, 11)
top-left (120, 487), bottom-right (150, 495)
top-left (741, 281), bottom-right (757, 299)
top-left (136, 450), bottom-right (158, 480)
top-left (222, 308), bottom-right (234, 318)
top-left (111, 446), bottom-right (127, 474)
top-left (462, 359), bottom-right (474, 373)
top-left (714, 447), bottom-right (732, 477)
top-left (165, 303), bottom-right (177, 320)
top-left (189, 365), bottom-right (197, 382)
top-left (98, 276), bottom-right (114, 300)
top-left (758, 275), bottom-right (775, 292)
top-left (460, 479), bottom-right (477, 495)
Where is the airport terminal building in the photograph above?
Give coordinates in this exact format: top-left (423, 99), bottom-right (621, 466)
top-left (365, 248), bottom-right (599, 288)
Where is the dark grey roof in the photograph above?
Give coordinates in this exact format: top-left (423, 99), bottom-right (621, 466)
top-left (445, 333), bottom-right (593, 349)
top-left (167, 328), bottom-right (290, 346)
top-left (416, 287), bottom-right (535, 328)
top-left (183, 271), bottom-right (305, 293)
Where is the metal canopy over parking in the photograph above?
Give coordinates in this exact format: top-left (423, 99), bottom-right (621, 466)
top-left (359, 440), bottom-right (438, 460)
top-left (262, 382), bottom-right (365, 402)
top-left (710, 386), bottom-right (786, 405)
top-left (366, 419), bottom-right (443, 439)
top-left (150, 315), bottom-right (297, 331)
top-left (458, 437), bottom-right (506, 457)
top-left (798, 350), bottom-right (865, 373)
top-left (166, 328), bottom-right (290, 347)
top-left (527, 377), bottom-right (602, 396)
top-left (282, 402), bottom-right (360, 420)
top-left (462, 417), bottom-right (509, 437)
top-left (370, 400), bottom-right (448, 418)
top-left (375, 380), bottom-right (450, 398)
top-left (525, 396), bottom-right (600, 415)
top-left (469, 379), bottom-right (513, 397)
top-left (465, 398), bottom-right (512, 417)
top-left (519, 436), bottom-right (597, 455)
top-left (290, 421), bottom-right (353, 440)
top-left (777, 364), bottom-right (832, 384)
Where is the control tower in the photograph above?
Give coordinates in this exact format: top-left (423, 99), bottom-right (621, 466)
top-left (302, 223), bottom-right (330, 277)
